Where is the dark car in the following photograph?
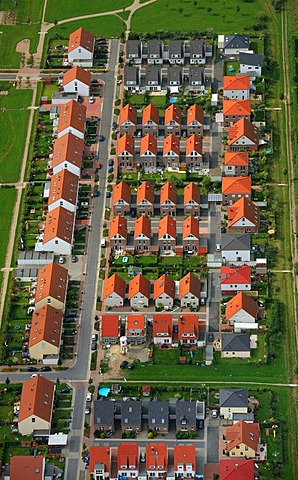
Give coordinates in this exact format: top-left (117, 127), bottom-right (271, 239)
top-left (40, 366), bottom-right (52, 372)
top-left (198, 419), bottom-right (205, 429)
top-left (63, 317), bottom-right (77, 323)
top-left (130, 209), bottom-right (136, 218)
top-left (99, 135), bottom-right (104, 142)
top-left (112, 122), bottom-right (117, 131)
top-left (91, 342), bottom-right (98, 351)
top-left (108, 166), bottom-right (114, 173)
top-left (208, 332), bottom-right (214, 342)
top-left (78, 213), bottom-right (88, 220)
top-left (221, 226), bottom-right (226, 234)
top-left (78, 95), bottom-right (83, 103)
top-left (27, 367), bottom-right (38, 372)
top-left (108, 159), bottom-right (114, 166)
top-left (61, 388), bottom-right (71, 394)
top-left (94, 190), bottom-right (100, 197)
top-left (106, 191), bottom-right (111, 198)
top-left (127, 363), bottom-right (135, 370)
top-left (120, 360), bottom-right (128, 369)
top-left (91, 78), bottom-right (98, 84)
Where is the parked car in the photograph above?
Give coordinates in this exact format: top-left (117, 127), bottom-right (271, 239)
top-left (211, 409), bottom-right (218, 419)
top-left (61, 388), bottom-right (71, 394)
top-left (127, 363), bottom-right (135, 370)
top-left (99, 135), bottom-right (104, 142)
top-left (78, 213), bottom-right (88, 220)
top-left (120, 361), bottom-right (128, 369)
top-left (112, 122), bottom-right (117, 131)
top-left (208, 332), bottom-right (214, 342)
top-left (92, 333), bottom-right (98, 342)
top-left (106, 191), bottom-right (111, 198)
top-left (58, 256), bottom-right (65, 264)
top-left (94, 190), bottom-right (100, 197)
top-left (40, 366), bottom-right (51, 372)
top-left (71, 255), bottom-right (77, 263)
top-left (108, 166), bottom-right (113, 173)
top-left (221, 226), bottom-right (226, 234)
top-left (198, 419), bottom-right (205, 429)
top-left (130, 209), bottom-right (136, 218)
top-left (27, 366), bottom-right (38, 372)
top-left (78, 95), bottom-right (83, 103)
top-left (85, 407), bottom-right (91, 415)
top-left (31, 374), bottom-right (38, 378)
top-left (89, 96), bottom-right (95, 104)
top-left (91, 342), bottom-right (97, 351)
top-left (108, 159), bottom-right (114, 166)
top-left (86, 392), bottom-right (92, 402)
top-left (91, 78), bottom-right (98, 84)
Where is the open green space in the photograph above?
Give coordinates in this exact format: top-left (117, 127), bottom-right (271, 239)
top-left (0, 0), bottom-right (44, 23)
top-left (0, 24), bottom-right (40, 68)
top-left (45, 0), bottom-right (133, 22)
top-left (0, 189), bottom-right (17, 268)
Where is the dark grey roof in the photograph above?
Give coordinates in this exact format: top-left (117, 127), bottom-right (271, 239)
top-left (221, 233), bottom-right (251, 251)
top-left (190, 39), bottom-right (205, 57)
top-left (176, 398), bottom-right (196, 428)
top-left (94, 399), bottom-right (114, 426)
top-left (239, 52), bottom-right (264, 67)
top-left (124, 66), bottom-right (139, 84)
top-left (126, 40), bottom-right (142, 58)
top-left (222, 333), bottom-right (250, 352)
top-left (224, 34), bottom-right (250, 50)
top-left (219, 388), bottom-right (248, 408)
top-left (233, 412), bottom-right (255, 422)
top-left (189, 66), bottom-right (204, 85)
top-left (145, 66), bottom-right (161, 84)
top-left (168, 67), bottom-right (182, 84)
top-left (169, 40), bottom-right (184, 57)
top-left (121, 399), bottom-right (142, 427)
top-left (148, 40), bottom-right (163, 57)
top-left (148, 399), bottom-right (169, 427)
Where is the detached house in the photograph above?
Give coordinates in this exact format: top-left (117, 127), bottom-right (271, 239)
top-left (154, 274), bottom-right (175, 309)
top-left (224, 420), bottom-right (260, 458)
top-left (222, 176), bottom-right (251, 206)
top-left (163, 134), bottom-right (180, 168)
top-left (239, 52), bottom-right (264, 77)
top-left (223, 75), bottom-right (250, 100)
top-left (124, 66), bottom-right (140, 92)
top-left (160, 182), bottom-right (177, 216)
top-left (39, 206), bottom-right (75, 255)
top-left (146, 444), bottom-right (168, 480)
top-left (62, 66), bottom-right (91, 96)
top-left (121, 400), bottom-right (142, 432)
top-left (142, 104), bottom-right (159, 137)
top-left (126, 314), bottom-right (146, 344)
top-left (57, 100), bottom-right (86, 139)
top-left (158, 215), bottom-right (176, 254)
top-left (227, 197), bottom-right (260, 233)
top-left (35, 262), bottom-right (68, 311)
top-left (103, 273), bottom-right (126, 308)
top-left (223, 99), bottom-right (251, 127)
top-left (176, 399), bottom-right (197, 432)
top-left (109, 215), bottom-right (127, 252)
top-left (226, 291), bottom-right (259, 327)
top-left (139, 134), bottom-right (157, 173)
top-left (187, 104), bottom-right (204, 137)
top-left (186, 134), bottom-right (203, 172)
top-left (224, 151), bottom-right (249, 176)
top-left (126, 39), bottom-right (142, 64)
top-left (7, 456), bottom-right (46, 480)
top-left (89, 446), bottom-right (111, 480)
top-left (100, 315), bottom-right (120, 344)
top-left (221, 265), bottom-right (251, 292)
top-left (179, 272), bottom-right (201, 308)
top-left (221, 333), bottom-right (251, 358)
top-left (182, 216), bottom-right (200, 254)
top-left (137, 181), bottom-right (154, 217)
top-left (153, 314), bottom-right (173, 346)
top-left (128, 274), bottom-right (151, 309)
top-left (112, 181), bottom-right (131, 216)
top-left (147, 40), bottom-right (163, 64)
top-left (164, 104), bottom-right (181, 137)
top-left (184, 182), bottom-right (200, 217)
top-left (134, 215), bottom-right (151, 252)
top-left (52, 132), bottom-right (84, 177)
top-left (29, 305), bottom-right (62, 362)
top-left (48, 169), bottom-right (78, 213)
top-left (117, 134), bottom-right (134, 170)
top-left (178, 314), bottom-right (199, 347)
top-left (145, 66), bottom-right (162, 92)
top-left (148, 401), bottom-right (169, 432)
top-left (174, 445), bottom-right (196, 479)
top-left (190, 39), bottom-right (206, 64)
top-left (221, 233), bottom-right (251, 263)
top-left (221, 34), bottom-right (250, 56)
top-left (228, 117), bottom-right (259, 152)
top-left (219, 388), bottom-right (248, 420)
top-left (117, 443), bottom-right (139, 478)
top-left (68, 27), bottom-right (95, 67)
top-left (220, 459), bottom-right (255, 480)
top-left (119, 104), bottom-right (137, 136)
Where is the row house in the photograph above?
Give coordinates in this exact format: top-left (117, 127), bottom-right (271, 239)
top-left (148, 400), bottom-right (169, 433)
top-left (178, 313), bottom-right (200, 347)
top-left (142, 103), bottom-right (159, 137)
top-left (136, 181), bottom-right (155, 216)
top-left (224, 151), bottom-right (249, 176)
top-left (222, 176), bottom-right (251, 206)
top-left (134, 215), bottom-right (151, 252)
top-left (28, 305), bottom-right (62, 362)
top-left (126, 314), bottom-right (146, 344)
top-left (67, 27), bottom-right (95, 67)
top-left (35, 262), bottom-right (68, 311)
top-left (227, 197), bottom-right (260, 233)
top-left (118, 443), bottom-right (139, 478)
top-left (57, 99), bottom-right (86, 139)
top-left (89, 446), bottom-right (110, 480)
top-left (226, 291), bottom-right (259, 328)
top-left (103, 273), bottom-right (126, 308)
top-left (153, 314), bottom-right (173, 346)
top-left (160, 182), bottom-right (177, 216)
top-left (122, 398), bottom-right (142, 432)
top-left (62, 65), bottom-right (91, 97)
top-left (48, 169), bottom-right (79, 213)
top-left (127, 39), bottom-right (207, 65)
top-left (51, 132), bottom-right (84, 177)
top-left (189, 65), bottom-right (205, 93)
top-left (100, 315), bottom-right (120, 345)
top-left (182, 216), bottom-right (200, 254)
top-left (117, 133), bottom-right (134, 169)
top-left (228, 117), bottom-right (259, 151)
top-left (126, 39), bottom-right (142, 64)
top-left (176, 398), bottom-right (197, 431)
top-left (220, 460), bottom-right (255, 480)
top-left (139, 134), bottom-right (157, 173)
top-left (179, 272), bottom-right (201, 308)
top-left (190, 39), bottom-right (206, 64)
top-left (223, 99), bottom-right (251, 127)
top-left (148, 39), bottom-right (163, 64)
top-left (154, 274), bottom-right (175, 309)
top-left (223, 75), bottom-right (250, 100)
top-left (169, 40), bottom-right (185, 65)
top-left (168, 66), bottom-right (182, 93)
top-left (187, 104), bottom-right (204, 136)
top-left (174, 445), bottom-right (196, 479)
top-left (165, 104), bottom-right (181, 136)
top-left (163, 134), bottom-right (180, 168)
top-left (146, 66), bottom-right (162, 92)
top-left (119, 103), bottom-right (137, 136)
top-left (37, 206), bottom-right (75, 255)
top-left (220, 266), bottom-right (251, 293)
top-left (128, 274), bottom-right (151, 309)
top-left (186, 134), bottom-right (203, 171)
top-left (158, 215), bottom-right (176, 254)
top-left (124, 65), bottom-right (140, 91)
top-left (184, 182), bottom-right (200, 217)
top-left (109, 215), bottom-right (127, 252)
top-left (146, 443), bottom-right (168, 479)
top-left (112, 181), bottom-right (131, 216)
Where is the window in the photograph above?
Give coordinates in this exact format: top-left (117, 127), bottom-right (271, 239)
top-left (32, 418), bottom-right (35, 422)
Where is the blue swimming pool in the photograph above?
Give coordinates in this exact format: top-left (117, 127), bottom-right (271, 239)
top-left (98, 387), bottom-right (110, 397)
top-left (169, 97), bottom-right (178, 103)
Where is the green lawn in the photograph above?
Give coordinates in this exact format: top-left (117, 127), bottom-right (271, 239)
top-left (0, 23), bottom-right (40, 68)
top-left (0, 189), bottom-right (17, 268)
top-left (0, 0), bottom-right (44, 22)
top-left (45, 0), bottom-right (133, 22)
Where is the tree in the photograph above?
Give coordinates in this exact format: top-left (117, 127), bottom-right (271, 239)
top-left (53, 19), bottom-right (58, 25)
top-left (207, 7), bottom-right (212, 13)
top-left (193, 0), bottom-right (197, 5)
top-left (5, 377), bottom-right (10, 386)
top-left (236, 5), bottom-right (240, 12)
top-left (178, 7), bottom-right (183, 13)
top-left (256, 11), bottom-right (267, 23)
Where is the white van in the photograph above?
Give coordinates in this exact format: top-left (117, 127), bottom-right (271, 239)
top-left (100, 239), bottom-right (106, 248)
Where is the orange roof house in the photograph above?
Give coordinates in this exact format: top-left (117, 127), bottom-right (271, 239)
top-left (223, 99), bottom-right (251, 116)
top-left (62, 65), bottom-right (91, 88)
top-left (42, 206), bottom-right (75, 254)
top-left (146, 443), bottom-right (168, 473)
top-left (224, 151), bottom-right (249, 167)
top-left (89, 446), bottom-right (111, 477)
top-left (109, 215), bottom-right (127, 240)
top-left (222, 176), bottom-right (251, 200)
top-left (158, 215), bottom-right (176, 240)
top-left (153, 314), bottom-right (173, 344)
top-left (140, 134), bottom-right (157, 156)
top-left (221, 266), bottom-right (251, 291)
top-left (101, 315), bottom-right (120, 341)
top-left (174, 445), bottom-right (196, 475)
top-left (134, 215), bottom-right (151, 240)
top-left (112, 181), bottom-right (131, 205)
top-left (226, 292), bottom-right (259, 325)
top-left (57, 100), bottom-right (86, 138)
top-left (223, 75), bottom-right (250, 91)
top-left (160, 182), bottom-right (177, 205)
top-left (29, 305), bottom-right (63, 360)
top-left (128, 274), bottom-right (151, 306)
top-left (220, 459), bottom-right (254, 480)
top-left (225, 420), bottom-right (260, 457)
top-left (9, 456), bottom-right (45, 480)
top-left (119, 103), bottom-right (137, 126)
top-left (163, 134), bottom-right (180, 156)
top-left (183, 215), bottom-right (199, 240)
top-left (117, 133), bottom-right (134, 156)
top-left (154, 274), bottom-right (175, 305)
top-left (184, 182), bottom-right (200, 205)
top-left (118, 443), bottom-right (139, 474)
top-left (35, 262), bottom-right (68, 310)
top-left (178, 314), bottom-right (199, 345)
top-left (187, 104), bottom-right (204, 126)
top-left (228, 117), bottom-right (259, 150)
top-left (142, 104), bottom-right (159, 125)
top-left (103, 274), bottom-right (126, 308)
top-left (126, 314), bottom-right (146, 339)
top-left (68, 27), bottom-right (95, 54)
top-left (186, 134), bottom-right (203, 156)
top-left (18, 375), bottom-right (55, 435)
top-left (48, 169), bottom-right (78, 212)
top-left (179, 272), bottom-right (201, 301)
top-left (227, 197), bottom-right (260, 232)
top-left (52, 132), bottom-right (84, 175)
top-left (137, 181), bottom-right (154, 205)
top-left (165, 104), bottom-right (181, 125)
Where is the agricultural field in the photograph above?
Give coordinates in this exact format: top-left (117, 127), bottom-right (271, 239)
top-left (45, 0), bottom-right (133, 22)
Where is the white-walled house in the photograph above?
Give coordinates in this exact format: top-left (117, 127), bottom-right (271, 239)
top-left (154, 274), bottom-right (175, 309)
top-left (52, 132), bottom-right (84, 177)
top-left (223, 76), bottom-right (250, 100)
top-left (48, 169), bottom-right (78, 213)
top-left (62, 66), bottom-right (91, 96)
top-left (68, 27), bottom-right (95, 67)
top-left (128, 274), bottom-right (151, 309)
top-left (36, 206), bottom-right (75, 255)
top-left (179, 273), bottom-right (201, 308)
top-left (221, 234), bottom-right (251, 263)
top-left (221, 266), bottom-right (251, 292)
top-left (226, 291), bottom-right (259, 326)
top-left (103, 274), bottom-right (126, 308)
top-left (57, 100), bottom-right (86, 140)
top-left (239, 52), bottom-right (264, 77)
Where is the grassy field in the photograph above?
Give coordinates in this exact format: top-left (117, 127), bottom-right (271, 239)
top-left (0, 189), bottom-right (17, 268)
top-left (0, 0), bottom-right (44, 22)
top-left (45, 0), bottom-right (133, 22)
top-left (0, 84), bottom-right (33, 183)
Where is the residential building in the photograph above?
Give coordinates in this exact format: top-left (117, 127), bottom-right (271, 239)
top-left (124, 66), bottom-right (140, 92)
top-left (164, 104), bottom-right (181, 137)
top-left (187, 104), bottom-right (204, 136)
top-left (137, 181), bottom-right (154, 216)
top-left (117, 134), bottom-right (134, 169)
top-left (52, 132), bottom-right (84, 177)
top-left (139, 134), bottom-right (157, 173)
top-left (117, 443), bottom-right (139, 479)
top-left (222, 176), bottom-right (251, 206)
top-left (39, 206), bottom-right (75, 255)
top-left (221, 233), bottom-right (251, 262)
top-left (18, 375), bottom-right (55, 435)
top-left (57, 100), bottom-right (86, 139)
top-left (239, 52), bottom-right (264, 77)
top-left (109, 215), bottom-right (127, 252)
top-left (126, 315), bottom-right (147, 344)
top-left (221, 333), bottom-right (251, 358)
top-left (186, 134), bottom-right (203, 171)
top-left (184, 182), bottom-right (200, 217)
top-left (223, 99), bottom-right (251, 127)
top-left (163, 134), bottom-right (180, 168)
top-left (148, 400), bottom-right (169, 432)
top-left (158, 215), bottom-right (176, 254)
top-left (224, 152), bottom-right (249, 176)
top-left (160, 182), bottom-right (177, 216)
top-left (169, 40), bottom-right (185, 64)
top-left (34, 262), bottom-right (68, 311)
top-left (224, 420), bottom-right (260, 458)
top-left (176, 398), bottom-right (197, 431)
top-left (134, 215), bottom-right (151, 252)
top-left (228, 118), bottom-right (259, 152)
top-left (119, 104), bottom-right (137, 136)
top-left (128, 274), bottom-right (151, 309)
top-left (62, 66), bottom-right (91, 96)
top-left (154, 274), bottom-right (175, 309)
top-left (222, 34), bottom-right (250, 55)
top-left (112, 181), bottom-right (131, 216)
top-left (28, 305), bottom-right (62, 362)
top-left (174, 445), bottom-right (196, 479)
top-left (147, 40), bottom-right (163, 64)
top-left (89, 446), bottom-right (111, 480)
top-left (121, 399), bottom-right (142, 432)
top-left (48, 169), bottom-right (78, 213)
top-left (145, 66), bottom-right (162, 91)
top-left (226, 292), bottom-right (259, 326)
top-left (227, 197), bottom-right (260, 233)
top-left (142, 104), bottom-right (159, 137)
top-left (6, 456), bottom-right (45, 480)
top-left (93, 399), bottom-right (115, 432)
top-left (190, 39), bottom-right (206, 64)
top-left (103, 274), bottom-right (126, 308)
top-left (219, 388), bottom-right (248, 420)
top-left (178, 314), bottom-right (199, 347)
top-left (126, 39), bottom-right (142, 64)
top-left (220, 265), bottom-right (251, 292)
top-left (179, 272), bottom-right (201, 308)
top-left (100, 315), bottom-right (120, 344)
top-left (223, 76), bottom-right (250, 100)
top-left (146, 444), bottom-right (168, 479)
top-left (188, 66), bottom-right (205, 93)
top-left (68, 27), bottom-right (95, 67)
top-left (167, 66), bottom-right (183, 93)
top-left (153, 314), bottom-right (173, 346)
top-left (220, 459), bottom-right (254, 480)
top-left (182, 216), bottom-right (200, 254)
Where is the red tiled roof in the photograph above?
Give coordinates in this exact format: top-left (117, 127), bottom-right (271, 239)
top-left (35, 262), bottom-right (68, 305)
top-left (18, 376), bottom-right (54, 423)
top-left (220, 459), bottom-right (254, 480)
top-left (112, 181), bottom-right (131, 205)
top-left (222, 176), bottom-right (251, 195)
top-left (57, 100), bottom-right (86, 135)
top-left (146, 443), bottom-right (168, 471)
top-left (226, 420), bottom-right (260, 452)
top-left (62, 66), bottom-right (91, 87)
top-left (223, 99), bottom-right (251, 116)
top-left (187, 104), bottom-right (203, 126)
top-left (182, 215), bottom-right (199, 239)
top-left (140, 134), bottom-right (157, 155)
top-left (178, 314), bottom-right (199, 340)
top-left (174, 445), bottom-right (196, 471)
top-left (43, 206), bottom-right (75, 245)
top-left (228, 118), bottom-right (259, 146)
top-left (142, 104), bottom-right (159, 125)
top-left (163, 134), bottom-right (180, 156)
top-left (68, 27), bottom-right (95, 54)
top-left (160, 182), bottom-right (177, 205)
top-left (52, 132), bottom-right (84, 170)
top-left (154, 274), bottom-right (175, 299)
top-left (184, 182), bottom-right (200, 205)
top-left (224, 151), bottom-right (249, 166)
top-left (10, 456), bottom-right (44, 480)
top-left (226, 292), bottom-right (259, 321)
top-left (117, 134), bottom-right (134, 156)
top-left (186, 134), bottom-right (203, 156)
top-left (164, 104), bottom-right (181, 125)
top-left (179, 272), bottom-right (201, 299)
top-left (134, 215), bottom-right (151, 239)
top-left (109, 215), bottom-right (127, 239)
top-left (223, 75), bottom-right (250, 91)
top-left (221, 266), bottom-right (251, 285)
top-left (227, 197), bottom-right (260, 229)
top-left (153, 314), bottom-right (172, 337)
top-left (128, 274), bottom-right (151, 299)
top-left (158, 215), bottom-right (176, 239)
top-left (29, 305), bottom-right (62, 349)
top-left (89, 446), bottom-right (111, 474)
top-left (118, 443), bottom-right (139, 470)
top-left (101, 315), bottom-right (119, 338)
top-left (127, 314), bottom-right (146, 334)
top-left (119, 104), bottom-right (137, 125)
top-left (48, 169), bottom-right (78, 208)
top-left (103, 274), bottom-right (126, 299)
top-left (137, 181), bottom-right (154, 204)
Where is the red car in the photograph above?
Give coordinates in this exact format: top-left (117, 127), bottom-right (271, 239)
top-left (96, 161), bottom-right (101, 169)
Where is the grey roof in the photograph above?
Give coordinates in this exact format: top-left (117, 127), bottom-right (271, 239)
top-left (221, 233), bottom-right (251, 251)
top-left (222, 333), bottom-right (250, 352)
top-left (233, 412), bottom-right (255, 422)
top-left (121, 399), bottom-right (142, 427)
top-left (126, 40), bottom-right (142, 58)
top-left (94, 399), bottom-right (114, 426)
top-left (239, 52), bottom-right (264, 67)
top-left (124, 66), bottom-right (139, 84)
top-left (189, 66), bottom-right (204, 85)
top-left (168, 66), bottom-right (182, 84)
top-left (224, 34), bottom-right (250, 50)
top-left (169, 40), bottom-right (184, 57)
top-left (145, 66), bottom-right (161, 84)
top-left (148, 399), bottom-right (169, 427)
top-left (219, 388), bottom-right (248, 408)
top-left (148, 40), bottom-right (163, 57)
top-left (190, 39), bottom-right (205, 57)
top-left (176, 398), bottom-right (196, 428)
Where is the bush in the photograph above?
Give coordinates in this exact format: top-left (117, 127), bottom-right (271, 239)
top-left (114, 108), bottom-right (120, 116)
top-left (115, 99), bottom-right (121, 106)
